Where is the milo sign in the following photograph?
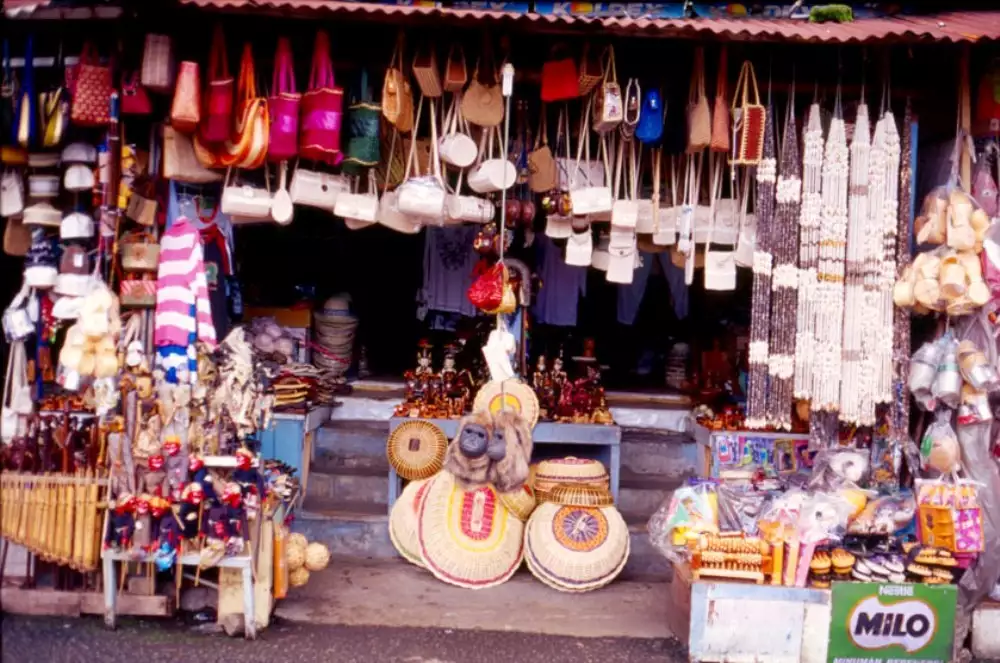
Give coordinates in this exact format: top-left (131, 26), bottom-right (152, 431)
top-left (828, 582), bottom-right (957, 663)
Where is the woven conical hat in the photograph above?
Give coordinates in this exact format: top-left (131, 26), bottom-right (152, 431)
top-left (387, 420), bottom-right (448, 481)
top-left (473, 379), bottom-right (539, 428)
top-left (389, 477), bottom-right (433, 568)
top-left (523, 501), bottom-right (629, 593)
top-left (417, 471), bottom-right (524, 589)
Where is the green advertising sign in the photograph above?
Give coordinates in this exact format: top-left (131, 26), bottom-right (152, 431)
top-left (828, 582), bottom-right (957, 663)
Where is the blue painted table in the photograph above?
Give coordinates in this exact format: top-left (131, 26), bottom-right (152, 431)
top-left (386, 417), bottom-right (621, 512)
top-left (257, 406), bottom-right (331, 504)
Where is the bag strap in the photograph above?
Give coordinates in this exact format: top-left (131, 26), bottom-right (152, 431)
top-left (389, 32), bottom-right (405, 73)
top-left (571, 101), bottom-right (593, 185)
top-left (237, 43), bottom-right (257, 102)
top-left (603, 46), bottom-right (618, 86)
top-left (743, 61), bottom-right (761, 105)
top-left (403, 95), bottom-right (426, 181)
top-left (624, 78), bottom-right (641, 126)
top-left (651, 148), bottom-right (662, 233)
top-left (714, 46), bottom-right (728, 101)
top-left (689, 47), bottom-right (705, 105)
top-left (534, 104), bottom-right (547, 150)
top-left (79, 42), bottom-right (100, 66)
top-left (309, 31), bottom-right (335, 91)
top-left (272, 38), bottom-right (294, 95)
top-left (703, 153), bottom-right (726, 264)
top-left (208, 25), bottom-right (229, 83)
top-left (629, 141), bottom-right (640, 201)
top-left (428, 97), bottom-right (443, 184)
top-left (613, 136), bottom-right (624, 201)
top-left (382, 126), bottom-right (399, 196)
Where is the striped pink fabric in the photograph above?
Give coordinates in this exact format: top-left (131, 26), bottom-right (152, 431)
top-left (154, 218), bottom-right (217, 348)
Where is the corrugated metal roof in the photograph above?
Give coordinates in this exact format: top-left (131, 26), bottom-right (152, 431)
top-left (176, 1), bottom-right (1000, 44)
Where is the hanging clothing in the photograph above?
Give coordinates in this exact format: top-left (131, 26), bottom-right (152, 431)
top-left (419, 225), bottom-right (479, 319)
top-left (200, 222), bottom-right (232, 341)
top-left (616, 251), bottom-right (689, 325)
top-left (154, 217), bottom-right (216, 351)
top-left (532, 235), bottom-right (587, 327)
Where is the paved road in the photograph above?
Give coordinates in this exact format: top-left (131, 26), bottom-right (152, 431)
top-left (0, 615), bottom-right (688, 663)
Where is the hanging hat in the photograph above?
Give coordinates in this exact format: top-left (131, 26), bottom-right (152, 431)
top-left (64, 163), bottom-right (95, 192)
top-left (52, 295), bottom-right (82, 320)
top-left (23, 232), bottom-right (58, 288)
top-left (55, 245), bottom-right (91, 297)
top-left (386, 420), bottom-right (448, 481)
top-left (22, 201), bottom-right (62, 227)
top-left (60, 211), bottom-right (95, 240)
top-left (473, 379), bottom-right (540, 428)
top-left (61, 142), bottom-right (97, 164)
top-left (27, 174), bottom-right (60, 199)
top-left (27, 152), bottom-right (59, 169)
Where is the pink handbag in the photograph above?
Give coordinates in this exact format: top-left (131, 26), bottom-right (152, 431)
top-left (267, 37), bottom-right (300, 162)
top-left (299, 30), bottom-right (344, 165)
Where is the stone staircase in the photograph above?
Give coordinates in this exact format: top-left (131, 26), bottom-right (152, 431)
top-left (295, 418), bottom-right (698, 579)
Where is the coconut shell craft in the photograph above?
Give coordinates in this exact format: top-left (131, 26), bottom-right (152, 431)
top-left (386, 420), bottom-right (448, 481)
top-left (524, 501), bottom-right (630, 593)
top-left (473, 379), bottom-right (540, 429)
top-left (416, 470), bottom-right (524, 589)
top-left (389, 477), bottom-right (432, 567)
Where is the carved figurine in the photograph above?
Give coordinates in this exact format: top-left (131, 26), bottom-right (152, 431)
top-left (162, 437), bottom-right (189, 502)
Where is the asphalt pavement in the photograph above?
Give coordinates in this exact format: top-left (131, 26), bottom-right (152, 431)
top-left (0, 615), bottom-right (689, 663)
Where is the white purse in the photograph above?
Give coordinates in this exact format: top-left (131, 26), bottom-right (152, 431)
top-left (335, 170), bottom-right (380, 224)
top-left (569, 104), bottom-right (613, 217)
top-left (565, 227), bottom-right (593, 267)
top-left (0, 169), bottom-right (24, 218)
top-left (376, 128), bottom-right (422, 234)
top-left (606, 229), bottom-right (637, 284)
top-left (1, 341), bottom-right (33, 443)
top-left (221, 167), bottom-right (273, 223)
top-left (439, 95), bottom-right (478, 169)
top-left (3, 283), bottom-right (35, 342)
top-left (468, 126), bottom-right (516, 194)
top-left (290, 164), bottom-right (350, 210)
top-left (652, 154), bottom-right (678, 246)
top-left (446, 169), bottom-right (494, 224)
top-left (611, 138), bottom-right (639, 229)
top-left (733, 168), bottom-right (756, 268)
top-left (398, 97), bottom-right (447, 221)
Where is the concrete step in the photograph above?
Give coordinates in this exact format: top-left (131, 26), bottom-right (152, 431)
top-left (313, 420), bottom-right (390, 474)
top-left (618, 468), bottom-right (684, 525)
top-left (306, 467), bottom-right (389, 507)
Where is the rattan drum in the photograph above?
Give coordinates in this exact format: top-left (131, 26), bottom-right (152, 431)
top-left (533, 457), bottom-right (610, 493)
top-left (389, 477), bottom-right (432, 568)
top-left (386, 420), bottom-right (448, 481)
top-left (523, 501), bottom-right (629, 593)
top-left (416, 471), bottom-right (524, 589)
top-left (473, 379), bottom-right (540, 428)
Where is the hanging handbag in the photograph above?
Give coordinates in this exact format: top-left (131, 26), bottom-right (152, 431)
top-left (382, 35), bottom-right (414, 133)
top-left (170, 61), bottom-right (202, 134)
top-left (71, 42), bottom-right (111, 127)
top-left (467, 262), bottom-right (506, 312)
top-left (592, 47), bottom-right (623, 134)
top-left (541, 46), bottom-right (579, 103)
top-left (412, 44), bottom-right (443, 99)
top-left (730, 61), bottom-right (766, 166)
top-left (300, 31), bottom-right (344, 165)
top-left (652, 152), bottom-right (678, 246)
top-left (710, 46), bottom-right (730, 154)
top-left (1, 40), bottom-right (15, 146)
top-left (397, 97), bottom-right (447, 221)
top-left (40, 50), bottom-right (70, 149)
top-left (462, 60), bottom-right (504, 128)
top-left (528, 107), bottom-right (557, 193)
top-left (289, 164), bottom-right (350, 210)
top-left (611, 138), bottom-right (639, 229)
top-left (3, 283), bottom-right (34, 342)
top-left (444, 45), bottom-right (468, 93)
top-left (468, 126), bottom-right (516, 194)
top-left (1, 169), bottom-right (24, 218)
top-left (222, 44), bottom-right (269, 170)
top-left (119, 231), bottom-right (160, 272)
top-left (3, 217), bottom-right (30, 257)
top-left (438, 95), bottom-right (477, 169)
top-left (446, 167), bottom-right (495, 224)
top-left (972, 148), bottom-right (998, 218)
top-left (1, 341), bottom-right (32, 443)
top-left (734, 170), bottom-right (756, 268)
top-left (686, 47), bottom-right (711, 154)
top-left (120, 277), bottom-right (157, 308)
top-left (125, 178), bottom-right (158, 226)
top-left (343, 69), bottom-right (380, 170)
top-left (141, 34), bottom-right (175, 94)
top-left (376, 128), bottom-right (421, 234)
top-left (606, 227), bottom-right (637, 284)
top-left (569, 104), bottom-right (612, 216)
top-left (222, 166), bottom-right (273, 223)
top-left (578, 43), bottom-right (603, 98)
top-left (334, 169), bottom-right (380, 224)
top-left (121, 72), bottom-right (152, 115)
top-left (703, 162), bottom-right (736, 291)
top-left (635, 88), bottom-right (664, 146)
top-left (201, 25), bottom-right (234, 144)
top-left (565, 226), bottom-right (593, 267)
top-left (268, 37), bottom-right (301, 163)
top-left (14, 37), bottom-right (36, 148)
top-left (163, 125), bottom-right (223, 183)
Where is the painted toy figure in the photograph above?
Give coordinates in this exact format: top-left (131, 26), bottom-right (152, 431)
top-left (162, 436), bottom-right (188, 501)
top-left (221, 482), bottom-right (248, 553)
top-left (177, 483), bottom-right (205, 539)
top-left (105, 493), bottom-right (136, 550)
top-left (188, 454), bottom-right (218, 503)
top-left (232, 448), bottom-right (263, 501)
top-left (132, 494), bottom-right (154, 554)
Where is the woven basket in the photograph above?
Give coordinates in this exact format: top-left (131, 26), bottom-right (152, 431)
top-left (547, 483), bottom-right (615, 508)
top-left (523, 501), bottom-right (629, 593)
top-left (119, 232), bottom-right (160, 272)
top-left (416, 471), bottom-right (524, 589)
top-left (499, 483), bottom-right (537, 522)
top-left (386, 420), bottom-right (448, 481)
top-left (534, 457), bottom-right (610, 493)
top-left (472, 379), bottom-right (540, 429)
top-left (389, 478), bottom-right (431, 568)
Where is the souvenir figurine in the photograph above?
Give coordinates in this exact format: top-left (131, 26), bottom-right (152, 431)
top-left (188, 453), bottom-right (217, 503)
top-left (149, 495), bottom-right (171, 544)
top-left (232, 448), bottom-right (263, 499)
top-left (177, 483), bottom-right (205, 539)
top-left (221, 482), bottom-right (248, 552)
top-left (415, 344), bottom-right (433, 377)
top-left (142, 453), bottom-right (166, 496)
top-left (532, 355), bottom-right (548, 393)
top-left (105, 493), bottom-right (137, 550)
top-left (162, 436), bottom-right (189, 501)
top-left (132, 494), bottom-right (154, 555)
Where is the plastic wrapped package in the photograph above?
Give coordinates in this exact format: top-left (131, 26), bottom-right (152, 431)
top-left (908, 340), bottom-right (945, 410)
top-left (796, 492), bottom-right (855, 545)
top-left (931, 334), bottom-right (961, 409)
top-left (716, 485), bottom-right (773, 536)
top-left (921, 410), bottom-right (962, 474)
top-left (848, 492), bottom-right (917, 536)
top-left (807, 447), bottom-right (870, 493)
top-left (647, 480), bottom-right (718, 563)
top-left (756, 488), bottom-right (808, 542)
top-left (957, 339), bottom-right (1000, 392)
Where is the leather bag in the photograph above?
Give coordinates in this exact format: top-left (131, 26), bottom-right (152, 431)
top-left (444, 45), bottom-right (468, 93)
top-left (290, 164), bottom-right (350, 210)
top-left (397, 97), bottom-right (446, 221)
top-left (121, 72), bottom-right (152, 116)
top-left (528, 108), bottom-right (557, 193)
top-left (438, 95), bottom-right (477, 169)
top-left (221, 166), bottom-right (273, 223)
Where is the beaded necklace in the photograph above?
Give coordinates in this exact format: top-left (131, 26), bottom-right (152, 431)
top-left (890, 102), bottom-right (913, 440)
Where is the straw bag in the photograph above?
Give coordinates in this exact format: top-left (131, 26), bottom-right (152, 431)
top-left (119, 231), bottom-right (160, 272)
top-left (141, 34), bottom-right (174, 94)
top-left (170, 61), bottom-right (201, 134)
top-left (462, 61), bottom-right (503, 128)
top-left (468, 127), bottom-right (516, 194)
top-left (528, 108), bottom-right (557, 193)
top-left (300, 31), bottom-right (345, 165)
top-left (268, 37), bottom-right (301, 163)
top-left (343, 69), bottom-right (381, 171)
top-left (290, 164), bottom-right (350, 210)
top-left (578, 43), bottom-right (603, 98)
top-left (686, 47), bottom-right (711, 153)
top-left (334, 170), bottom-right (380, 224)
top-left (383, 36), bottom-right (414, 133)
top-left (70, 43), bottom-right (111, 127)
top-left (710, 46), bottom-right (729, 154)
top-left (120, 277), bottom-right (156, 308)
top-left (444, 45), bottom-right (468, 93)
top-left (223, 44), bottom-right (269, 170)
top-left (592, 47), bottom-right (623, 133)
top-left (730, 61), bottom-right (766, 166)
top-left (398, 97), bottom-right (447, 221)
top-left (221, 166), bottom-right (273, 223)
top-left (541, 46), bottom-right (578, 103)
top-left (201, 25), bottom-right (234, 144)
top-left (569, 104), bottom-right (612, 216)
top-left (1, 341), bottom-right (32, 443)
top-left (163, 126), bottom-right (223, 183)
top-left (413, 44), bottom-right (442, 98)
top-left (439, 95), bottom-right (477, 169)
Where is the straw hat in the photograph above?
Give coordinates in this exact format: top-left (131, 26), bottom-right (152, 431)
top-left (499, 483), bottom-right (537, 522)
top-left (389, 478), bottom-right (432, 567)
top-left (416, 471), bottom-right (524, 589)
top-left (386, 420), bottom-right (448, 481)
top-left (473, 379), bottom-right (540, 429)
top-left (523, 501), bottom-right (629, 593)
top-left (533, 457), bottom-right (610, 493)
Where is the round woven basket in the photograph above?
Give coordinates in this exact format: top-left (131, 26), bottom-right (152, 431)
top-left (386, 420), bottom-right (448, 481)
top-left (389, 478), bottom-right (432, 568)
top-left (499, 483), bottom-right (537, 522)
top-left (416, 471), bottom-right (524, 589)
top-left (533, 457), bottom-right (610, 493)
top-left (472, 379), bottom-right (540, 428)
top-left (546, 483), bottom-right (615, 508)
top-left (523, 501), bottom-right (629, 593)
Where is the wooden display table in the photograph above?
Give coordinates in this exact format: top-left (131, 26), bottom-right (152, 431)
top-left (386, 417), bottom-right (621, 511)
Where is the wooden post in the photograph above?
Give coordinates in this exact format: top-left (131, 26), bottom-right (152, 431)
top-left (960, 45), bottom-right (972, 190)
